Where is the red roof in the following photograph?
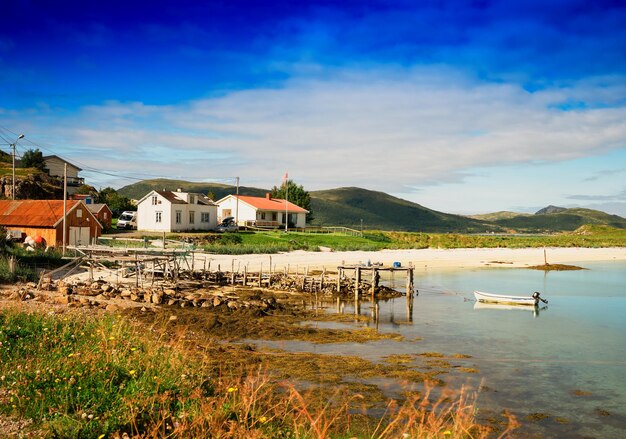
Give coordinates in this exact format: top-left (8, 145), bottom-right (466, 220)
top-left (0, 200), bottom-right (82, 227)
top-left (235, 195), bottom-right (308, 213)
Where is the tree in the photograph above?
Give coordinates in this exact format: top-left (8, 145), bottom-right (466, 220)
top-left (271, 179), bottom-right (313, 222)
top-left (21, 149), bottom-right (47, 172)
top-left (75, 184), bottom-right (99, 199)
top-left (97, 187), bottom-right (134, 213)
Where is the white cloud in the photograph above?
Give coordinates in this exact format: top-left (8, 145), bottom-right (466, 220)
top-left (4, 67), bottom-right (626, 193)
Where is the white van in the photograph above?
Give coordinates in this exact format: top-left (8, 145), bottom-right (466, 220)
top-left (117, 211), bottom-right (137, 230)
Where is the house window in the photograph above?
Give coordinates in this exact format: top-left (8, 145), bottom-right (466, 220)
top-left (189, 211), bottom-right (195, 224)
top-left (152, 195), bottom-right (158, 205)
top-left (201, 212), bottom-right (210, 223)
top-left (190, 195), bottom-right (195, 204)
top-left (261, 212), bottom-right (266, 220)
top-left (76, 209), bottom-right (82, 218)
top-left (104, 213), bottom-right (108, 219)
top-left (272, 212), bottom-right (277, 221)
top-left (156, 211), bottom-right (162, 223)
top-left (175, 210), bottom-right (182, 224)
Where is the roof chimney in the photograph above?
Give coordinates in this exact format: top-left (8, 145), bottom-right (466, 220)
top-left (177, 188), bottom-right (182, 192)
top-left (265, 192), bottom-right (271, 200)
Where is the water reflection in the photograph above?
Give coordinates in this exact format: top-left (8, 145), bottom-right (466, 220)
top-left (309, 292), bottom-right (418, 329)
top-left (473, 301), bottom-right (548, 317)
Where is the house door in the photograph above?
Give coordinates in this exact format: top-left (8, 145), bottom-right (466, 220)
top-left (69, 227), bottom-right (90, 246)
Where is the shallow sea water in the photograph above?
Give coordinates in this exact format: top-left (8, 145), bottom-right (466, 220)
top-left (257, 260), bottom-right (626, 438)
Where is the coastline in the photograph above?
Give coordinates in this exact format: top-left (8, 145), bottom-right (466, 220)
top-left (195, 247), bottom-right (626, 271)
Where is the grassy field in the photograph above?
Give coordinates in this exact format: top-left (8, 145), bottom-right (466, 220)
top-left (99, 225), bottom-right (626, 254)
top-left (0, 307), bottom-right (509, 438)
top-left (199, 225), bottom-right (626, 253)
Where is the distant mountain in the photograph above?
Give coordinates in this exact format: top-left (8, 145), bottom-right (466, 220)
top-left (117, 178), bottom-right (267, 201)
top-left (117, 179), bottom-right (626, 232)
top-left (535, 205), bottom-right (567, 215)
top-left (468, 211), bottom-right (532, 221)
top-left (493, 208), bottom-right (626, 231)
top-left (308, 187), bottom-right (497, 232)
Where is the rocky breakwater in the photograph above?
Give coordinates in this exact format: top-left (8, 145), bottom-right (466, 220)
top-left (1, 280), bottom-right (283, 315)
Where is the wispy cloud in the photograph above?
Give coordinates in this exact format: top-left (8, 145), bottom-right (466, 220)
top-left (567, 189), bottom-right (626, 201)
top-left (4, 67), bottom-right (626, 191)
top-left (582, 168), bottom-right (625, 182)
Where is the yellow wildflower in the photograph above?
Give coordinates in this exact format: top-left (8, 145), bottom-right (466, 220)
top-left (227, 387), bottom-right (238, 393)
top-left (259, 416), bottom-right (267, 424)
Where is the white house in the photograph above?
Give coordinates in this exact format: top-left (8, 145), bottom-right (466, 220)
top-left (137, 190), bottom-right (217, 232)
top-left (216, 193), bottom-right (308, 228)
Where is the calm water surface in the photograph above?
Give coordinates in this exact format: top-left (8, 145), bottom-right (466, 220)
top-left (258, 260), bottom-right (626, 438)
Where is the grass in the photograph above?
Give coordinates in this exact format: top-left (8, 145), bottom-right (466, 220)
top-left (0, 307), bottom-right (517, 438)
top-left (0, 246), bottom-right (66, 284)
top-left (92, 224), bottom-right (626, 254)
top-left (196, 225), bottom-right (626, 254)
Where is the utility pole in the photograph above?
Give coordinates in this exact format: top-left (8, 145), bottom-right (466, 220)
top-left (11, 134), bottom-right (24, 200)
top-left (235, 176), bottom-right (239, 228)
top-left (62, 163), bottom-right (67, 256)
top-left (285, 178), bottom-right (288, 232)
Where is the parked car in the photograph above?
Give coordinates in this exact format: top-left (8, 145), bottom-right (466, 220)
top-left (117, 211), bottom-right (137, 230)
top-left (216, 216), bottom-right (238, 232)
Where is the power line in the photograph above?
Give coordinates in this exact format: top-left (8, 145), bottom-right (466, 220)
top-left (0, 124), bottom-right (240, 186)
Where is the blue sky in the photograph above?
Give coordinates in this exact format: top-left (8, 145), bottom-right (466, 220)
top-left (1, 0), bottom-right (625, 215)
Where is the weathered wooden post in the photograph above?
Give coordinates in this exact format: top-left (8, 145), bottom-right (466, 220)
top-left (355, 266), bottom-right (361, 301)
top-left (88, 251), bottom-right (94, 282)
top-left (301, 266), bottom-right (308, 290)
top-left (231, 259), bottom-right (235, 285)
top-left (135, 252), bottom-right (139, 288)
top-left (320, 267), bottom-right (325, 290)
top-left (336, 267), bottom-right (342, 293)
top-left (243, 266), bottom-right (248, 286)
top-left (406, 265), bottom-right (414, 296)
top-left (370, 268), bottom-right (376, 299)
top-left (259, 262), bottom-right (263, 287)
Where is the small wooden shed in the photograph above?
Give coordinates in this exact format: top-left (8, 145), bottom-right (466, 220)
top-left (0, 200), bottom-right (102, 247)
top-left (87, 203), bottom-right (113, 230)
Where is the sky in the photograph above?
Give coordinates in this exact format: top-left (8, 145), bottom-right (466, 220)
top-left (1, 0), bottom-right (625, 216)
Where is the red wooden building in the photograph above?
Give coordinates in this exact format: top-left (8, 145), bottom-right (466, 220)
top-left (0, 200), bottom-right (102, 247)
top-left (87, 203), bottom-right (113, 230)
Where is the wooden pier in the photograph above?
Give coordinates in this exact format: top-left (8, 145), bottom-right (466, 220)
top-left (337, 263), bottom-right (415, 298)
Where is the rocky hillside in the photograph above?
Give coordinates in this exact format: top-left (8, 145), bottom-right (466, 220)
top-left (0, 173), bottom-right (63, 200)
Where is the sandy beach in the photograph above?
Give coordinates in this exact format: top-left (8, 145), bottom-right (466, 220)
top-left (192, 247), bottom-right (626, 272)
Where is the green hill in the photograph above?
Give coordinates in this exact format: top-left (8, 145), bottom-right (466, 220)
top-left (117, 178), bottom-right (266, 201)
top-left (468, 211), bottom-right (532, 221)
top-left (118, 180), bottom-right (497, 232)
top-left (493, 208), bottom-right (626, 231)
top-left (308, 187), bottom-right (497, 232)
top-left (117, 179), bottom-right (626, 233)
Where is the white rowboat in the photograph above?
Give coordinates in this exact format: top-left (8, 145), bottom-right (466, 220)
top-left (473, 290), bottom-right (540, 306)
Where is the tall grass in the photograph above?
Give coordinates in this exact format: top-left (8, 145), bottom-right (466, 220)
top-left (0, 257), bottom-right (39, 283)
top-left (0, 307), bottom-right (517, 438)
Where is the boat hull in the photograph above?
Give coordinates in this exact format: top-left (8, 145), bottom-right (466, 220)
top-left (474, 290), bottom-right (537, 306)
